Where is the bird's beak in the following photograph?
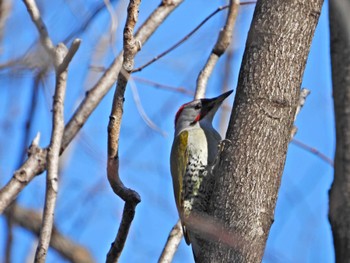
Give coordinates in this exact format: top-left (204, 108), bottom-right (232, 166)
top-left (208, 90), bottom-right (233, 105)
top-left (200, 90), bottom-right (233, 117)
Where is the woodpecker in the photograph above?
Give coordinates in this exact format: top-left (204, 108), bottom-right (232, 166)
top-left (170, 90), bottom-right (233, 251)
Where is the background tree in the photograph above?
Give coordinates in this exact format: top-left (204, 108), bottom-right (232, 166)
top-left (0, 0), bottom-right (334, 262)
top-left (329, 0), bottom-right (350, 262)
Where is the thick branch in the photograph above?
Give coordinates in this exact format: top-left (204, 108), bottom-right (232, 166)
top-left (4, 204), bottom-right (94, 263)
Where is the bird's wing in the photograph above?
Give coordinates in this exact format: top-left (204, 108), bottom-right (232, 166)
top-left (170, 130), bottom-right (191, 244)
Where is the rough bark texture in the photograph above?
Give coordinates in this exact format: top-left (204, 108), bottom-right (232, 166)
top-left (329, 0), bottom-right (350, 261)
top-left (199, 0), bottom-right (324, 262)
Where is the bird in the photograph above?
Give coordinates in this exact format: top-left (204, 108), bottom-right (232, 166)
top-left (170, 90), bottom-right (233, 259)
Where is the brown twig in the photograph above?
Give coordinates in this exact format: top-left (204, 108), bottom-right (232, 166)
top-left (158, 220), bottom-right (183, 263)
top-left (132, 1), bottom-right (255, 74)
top-left (291, 138), bottom-right (334, 167)
top-left (106, 0), bottom-right (142, 262)
top-left (0, 0), bottom-right (184, 214)
top-left (4, 204), bottom-right (95, 263)
top-left (132, 5), bottom-right (229, 73)
top-left (195, 0), bottom-right (239, 99)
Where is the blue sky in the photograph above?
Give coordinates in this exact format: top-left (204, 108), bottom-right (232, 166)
top-left (0, 0), bottom-right (334, 262)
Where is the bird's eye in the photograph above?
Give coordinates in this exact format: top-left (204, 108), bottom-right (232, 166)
top-left (194, 104), bottom-right (201, 110)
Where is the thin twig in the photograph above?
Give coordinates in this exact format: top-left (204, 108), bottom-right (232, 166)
top-left (132, 5), bottom-right (229, 73)
top-left (291, 139), bottom-right (334, 167)
top-left (195, 0), bottom-right (239, 99)
top-left (158, 220), bottom-right (183, 263)
top-left (106, 0), bottom-right (142, 262)
top-left (22, 0), bottom-right (55, 58)
top-left (4, 204), bottom-right (95, 263)
top-left (0, 0), bottom-right (184, 214)
top-left (132, 1), bottom-right (255, 74)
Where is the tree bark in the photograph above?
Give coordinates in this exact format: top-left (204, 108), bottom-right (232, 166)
top-left (329, 0), bottom-right (350, 261)
top-left (200, 0), bottom-right (324, 262)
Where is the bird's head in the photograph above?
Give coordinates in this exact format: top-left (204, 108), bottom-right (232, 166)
top-left (174, 90), bottom-right (233, 134)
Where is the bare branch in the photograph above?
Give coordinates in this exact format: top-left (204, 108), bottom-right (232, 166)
top-left (106, 0), bottom-right (142, 261)
top-left (35, 41), bottom-right (80, 263)
top-left (22, 0), bottom-right (55, 58)
top-left (195, 0), bottom-right (240, 99)
top-left (4, 204), bottom-right (95, 263)
top-left (291, 138), bottom-right (334, 167)
top-left (0, 136), bottom-right (46, 213)
top-left (0, 0), bottom-right (183, 216)
top-left (158, 220), bottom-right (183, 263)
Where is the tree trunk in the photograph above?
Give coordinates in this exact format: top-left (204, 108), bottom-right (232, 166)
top-left (329, 0), bottom-right (350, 262)
top-left (200, 0), bottom-right (324, 262)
